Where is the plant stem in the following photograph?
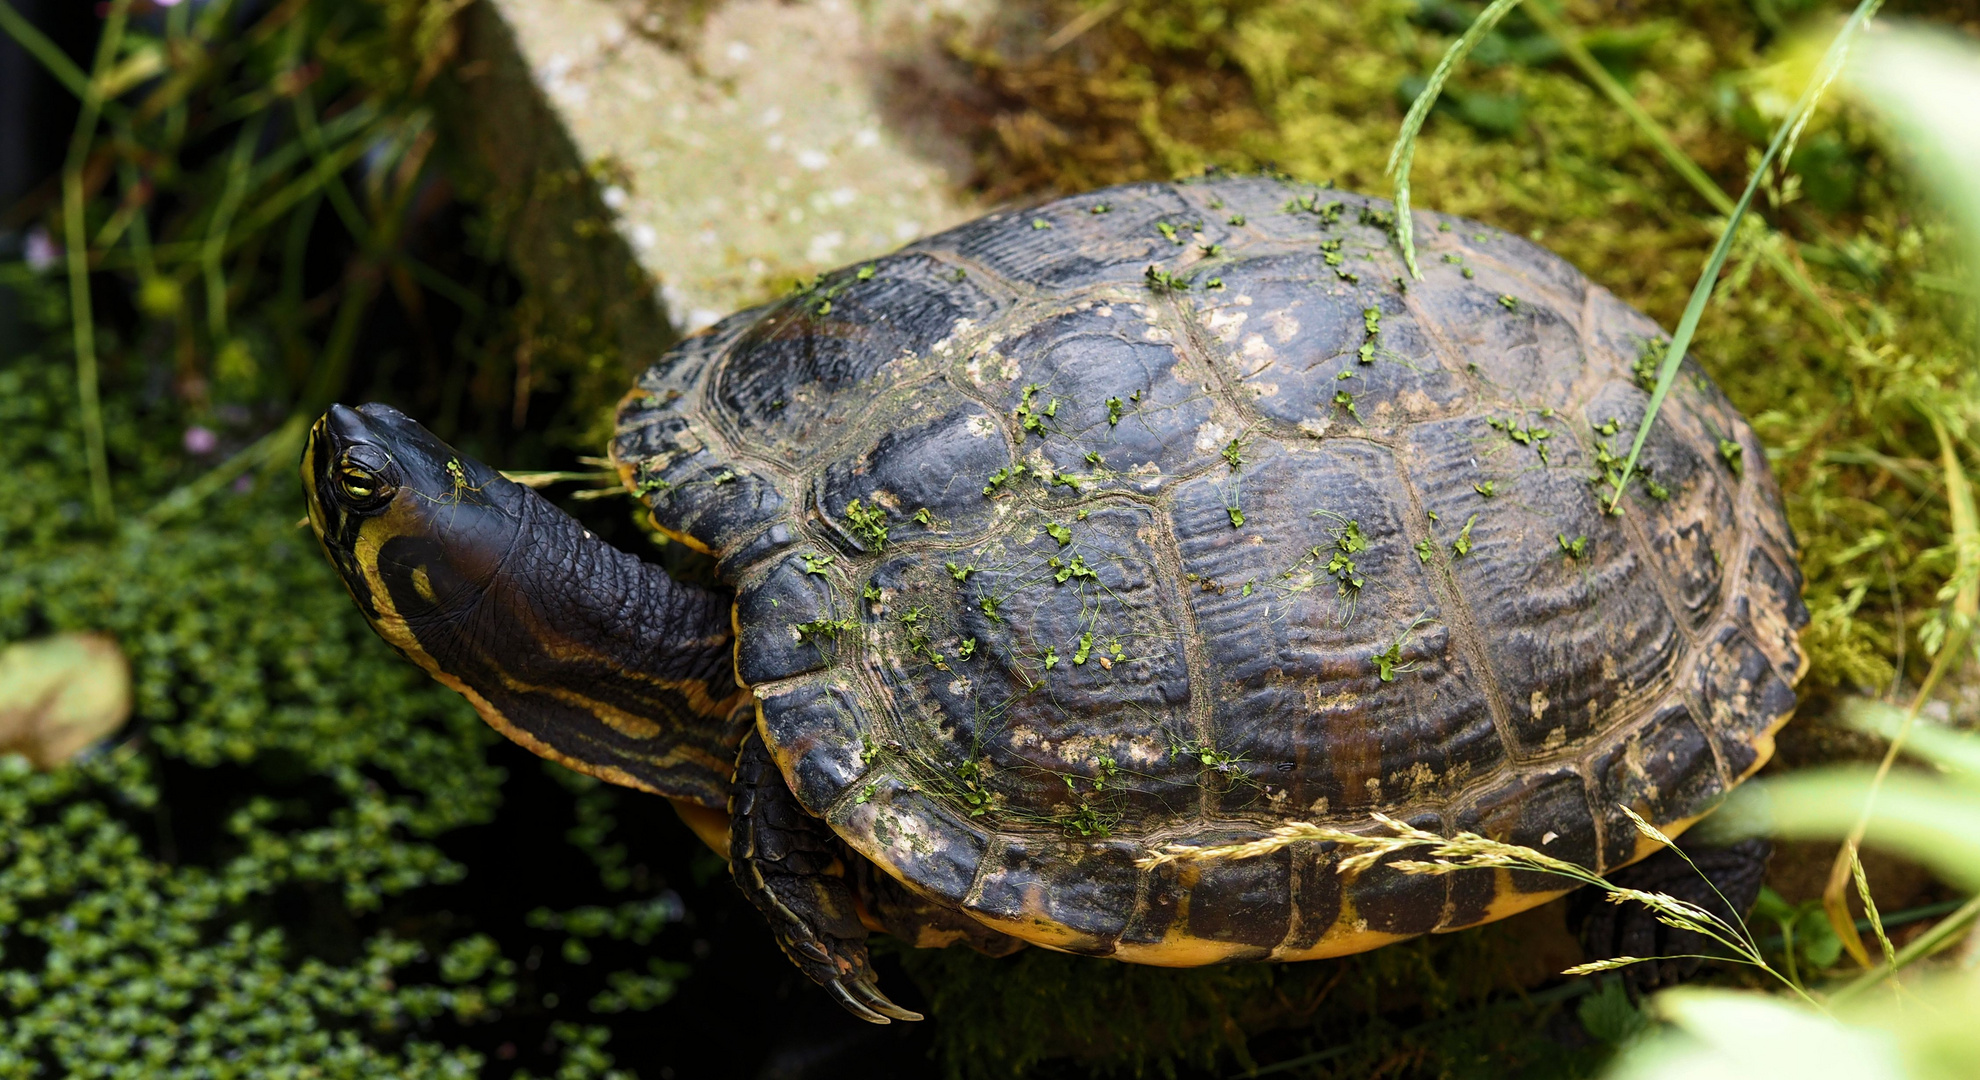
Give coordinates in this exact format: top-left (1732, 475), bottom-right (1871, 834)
top-left (1829, 893), bottom-right (1980, 1005)
top-left (143, 414), bottom-right (309, 525)
top-left (0, 0), bottom-right (91, 101)
top-left (1385, 0), bottom-right (1527, 279)
top-left (64, 0), bottom-right (134, 528)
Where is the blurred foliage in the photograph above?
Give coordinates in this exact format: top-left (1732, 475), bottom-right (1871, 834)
top-left (4, 0), bottom-right (1980, 1077)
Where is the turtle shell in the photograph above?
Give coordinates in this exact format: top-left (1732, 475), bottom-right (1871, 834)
top-left (611, 176), bottom-right (1807, 963)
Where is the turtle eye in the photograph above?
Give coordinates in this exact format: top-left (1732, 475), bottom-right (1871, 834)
top-left (333, 449), bottom-right (394, 509)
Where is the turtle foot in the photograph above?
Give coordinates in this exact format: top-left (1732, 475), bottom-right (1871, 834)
top-left (730, 730), bottom-right (921, 1024)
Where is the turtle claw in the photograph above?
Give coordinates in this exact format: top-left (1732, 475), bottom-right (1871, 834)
top-left (835, 973), bottom-right (922, 1024)
top-left (828, 976), bottom-right (922, 1025)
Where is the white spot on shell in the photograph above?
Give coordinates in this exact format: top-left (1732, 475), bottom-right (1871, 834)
top-left (1541, 830), bottom-right (1559, 845)
top-left (1194, 422), bottom-right (1230, 453)
top-left (1267, 309), bottom-right (1300, 344)
top-left (1530, 689), bottom-right (1550, 721)
top-left (1203, 307), bottom-right (1248, 342)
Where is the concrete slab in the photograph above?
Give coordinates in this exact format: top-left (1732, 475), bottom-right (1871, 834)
top-left (445, 0), bottom-right (988, 362)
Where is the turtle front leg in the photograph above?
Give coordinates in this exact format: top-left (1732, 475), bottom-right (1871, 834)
top-left (729, 730), bottom-right (923, 1024)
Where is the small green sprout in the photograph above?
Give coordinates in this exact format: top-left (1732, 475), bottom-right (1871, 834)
top-left (1718, 438), bottom-right (1744, 475)
top-left (1222, 439), bottom-right (1244, 471)
top-left (958, 637), bottom-right (977, 660)
top-left (1473, 480), bottom-right (1496, 497)
top-left (856, 783), bottom-right (877, 804)
top-left (1633, 338), bottom-right (1668, 392)
top-left (979, 595), bottom-right (1001, 620)
top-left (1091, 202), bottom-right (1111, 214)
top-left (1074, 632), bottom-right (1093, 665)
top-left (862, 582), bottom-right (882, 603)
top-left (1372, 639), bottom-right (1408, 682)
top-left (1042, 646), bottom-right (1059, 670)
top-left (794, 617), bottom-right (856, 641)
top-left (1106, 397), bottom-right (1124, 425)
top-left (1227, 213), bottom-right (1246, 226)
top-left (1462, 267), bottom-right (1474, 279)
top-left (1559, 534), bottom-right (1589, 560)
top-left (801, 552), bottom-right (835, 575)
top-left (1031, 218), bottom-right (1052, 230)
top-left (1144, 265), bottom-right (1193, 292)
top-left (1206, 276), bottom-right (1224, 289)
top-left (946, 561), bottom-right (972, 582)
top-left (1015, 383), bottom-right (1051, 437)
top-left (1157, 221), bottom-right (1182, 244)
top-left (1452, 513), bottom-right (1479, 557)
top-left (1241, 580), bottom-right (1254, 597)
top-left (1227, 505), bottom-right (1245, 528)
top-left (843, 499), bottom-right (889, 549)
top-left (1333, 389), bottom-right (1360, 419)
top-left (1415, 538), bottom-right (1435, 564)
top-left (856, 263), bottom-right (876, 280)
top-left (913, 507), bottom-right (934, 526)
top-left (1052, 554), bottom-right (1098, 583)
top-left (1200, 242), bottom-right (1223, 256)
top-left (1498, 294), bottom-right (1519, 310)
top-left (1045, 522), bottom-right (1072, 546)
top-left (1326, 520), bottom-right (1368, 594)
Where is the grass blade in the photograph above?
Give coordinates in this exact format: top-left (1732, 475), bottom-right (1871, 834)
top-left (1385, 0), bottom-right (1526, 279)
top-left (1829, 893), bottom-right (1980, 1004)
top-left (0, 0), bottom-right (90, 101)
top-left (63, 0), bottom-right (134, 528)
top-left (1607, 0), bottom-right (1884, 514)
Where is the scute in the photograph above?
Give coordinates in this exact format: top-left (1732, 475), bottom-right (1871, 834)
top-left (614, 176), bottom-right (1808, 963)
top-left (1193, 252), bottom-right (1466, 431)
top-left (1169, 437), bottom-right (1504, 817)
top-left (710, 253), bottom-right (1006, 466)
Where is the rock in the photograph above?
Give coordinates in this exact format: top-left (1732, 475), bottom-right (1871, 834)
top-left (0, 632), bottom-right (132, 768)
top-left (442, 0), bottom-right (988, 358)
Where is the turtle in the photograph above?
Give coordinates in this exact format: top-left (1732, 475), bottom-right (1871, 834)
top-left (302, 175), bottom-right (1807, 1025)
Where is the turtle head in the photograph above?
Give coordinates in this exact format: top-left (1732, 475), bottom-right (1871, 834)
top-left (301, 403), bottom-right (748, 808)
top-left (302, 402), bottom-right (519, 626)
